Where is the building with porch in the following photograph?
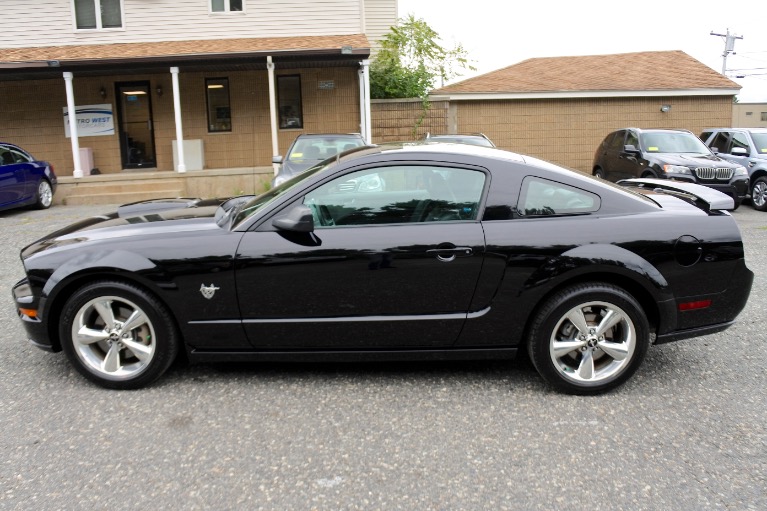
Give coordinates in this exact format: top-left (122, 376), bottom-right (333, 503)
top-left (0, 1), bottom-right (396, 202)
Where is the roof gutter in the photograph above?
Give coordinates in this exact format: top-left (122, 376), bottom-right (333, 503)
top-left (436, 89), bottom-right (741, 101)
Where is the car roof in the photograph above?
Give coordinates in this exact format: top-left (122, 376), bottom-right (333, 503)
top-left (703, 127), bottom-right (767, 133)
top-left (294, 133), bottom-right (363, 139)
top-left (620, 128), bottom-right (693, 134)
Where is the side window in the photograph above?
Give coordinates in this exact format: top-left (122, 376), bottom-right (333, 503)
top-left (607, 131), bottom-right (625, 151)
top-left (303, 166), bottom-right (486, 227)
top-left (206, 78), bottom-right (232, 132)
top-left (518, 177), bottom-right (600, 217)
top-left (731, 132), bottom-right (751, 154)
top-left (0, 147), bottom-right (14, 166)
top-left (73, 0), bottom-right (123, 30)
top-left (278, 76), bottom-right (303, 129)
top-left (709, 132), bottom-right (731, 153)
top-left (625, 131), bottom-right (639, 149)
top-left (211, 0), bottom-right (244, 12)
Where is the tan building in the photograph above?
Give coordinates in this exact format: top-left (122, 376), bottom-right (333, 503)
top-left (733, 103), bottom-right (767, 128)
top-left (0, 0), bottom-right (396, 190)
top-left (430, 51), bottom-right (741, 172)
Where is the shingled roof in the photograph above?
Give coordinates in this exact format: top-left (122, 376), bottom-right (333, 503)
top-left (433, 50), bottom-right (739, 98)
top-left (0, 34), bottom-right (369, 76)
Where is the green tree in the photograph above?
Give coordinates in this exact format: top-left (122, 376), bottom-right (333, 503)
top-left (370, 14), bottom-right (475, 99)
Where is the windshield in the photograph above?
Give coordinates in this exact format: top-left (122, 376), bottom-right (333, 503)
top-left (287, 137), bottom-right (365, 163)
top-left (751, 132), bottom-right (767, 154)
top-left (233, 159), bottom-right (337, 226)
top-left (640, 131), bottom-right (711, 154)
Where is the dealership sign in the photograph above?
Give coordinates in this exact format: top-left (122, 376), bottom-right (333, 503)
top-left (63, 104), bottom-right (115, 137)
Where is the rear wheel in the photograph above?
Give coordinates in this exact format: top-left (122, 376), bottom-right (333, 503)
top-left (751, 177), bottom-right (767, 211)
top-left (593, 167), bottom-right (605, 179)
top-left (59, 281), bottom-right (179, 389)
top-left (34, 179), bottom-right (53, 209)
top-left (527, 283), bottom-right (649, 395)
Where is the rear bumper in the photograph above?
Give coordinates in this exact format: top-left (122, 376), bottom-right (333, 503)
top-left (655, 321), bottom-right (734, 344)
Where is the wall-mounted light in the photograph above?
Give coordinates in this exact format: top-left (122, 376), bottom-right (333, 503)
top-left (156, 85), bottom-right (163, 97)
top-left (660, 104), bottom-right (671, 113)
top-left (99, 86), bottom-right (107, 99)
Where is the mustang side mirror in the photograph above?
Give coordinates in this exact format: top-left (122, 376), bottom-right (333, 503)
top-left (272, 155), bottom-right (283, 164)
top-left (731, 147), bottom-right (748, 156)
top-left (272, 205), bottom-right (314, 232)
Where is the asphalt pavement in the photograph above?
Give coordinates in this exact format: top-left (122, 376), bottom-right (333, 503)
top-left (0, 203), bottom-right (765, 510)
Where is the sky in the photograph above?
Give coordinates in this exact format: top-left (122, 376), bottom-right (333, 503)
top-left (396, 0), bottom-right (767, 102)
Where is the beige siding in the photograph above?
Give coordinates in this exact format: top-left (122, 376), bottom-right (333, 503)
top-left (371, 99), bottom-right (448, 142)
top-left (363, 0), bottom-right (397, 51)
top-left (452, 96), bottom-right (735, 173)
top-left (0, 0), bottom-right (365, 48)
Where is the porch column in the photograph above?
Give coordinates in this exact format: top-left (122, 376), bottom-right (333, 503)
top-left (171, 66), bottom-right (186, 173)
top-left (267, 56), bottom-right (279, 175)
top-left (358, 66), bottom-right (366, 139)
top-left (63, 72), bottom-right (84, 178)
top-left (360, 59), bottom-right (372, 144)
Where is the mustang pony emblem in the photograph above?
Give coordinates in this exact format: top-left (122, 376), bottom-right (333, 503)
top-left (200, 283), bottom-right (220, 299)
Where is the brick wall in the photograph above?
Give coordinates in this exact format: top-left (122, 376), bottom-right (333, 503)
top-left (371, 99), bottom-right (449, 142)
top-left (455, 96), bottom-right (735, 172)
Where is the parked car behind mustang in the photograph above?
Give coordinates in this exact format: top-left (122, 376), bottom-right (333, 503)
top-left (700, 128), bottom-right (767, 211)
top-left (593, 128), bottom-right (748, 207)
top-left (0, 142), bottom-right (56, 212)
top-left (13, 144), bottom-right (752, 394)
top-left (422, 133), bottom-right (496, 147)
top-left (271, 133), bottom-right (366, 187)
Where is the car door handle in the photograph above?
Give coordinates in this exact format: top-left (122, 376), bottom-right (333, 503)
top-left (427, 246), bottom-right (473, 262)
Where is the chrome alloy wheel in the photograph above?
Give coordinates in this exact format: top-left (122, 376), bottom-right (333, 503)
top-left (549, 301), bottom-right (636, 385)
top-left (71, 295), bottom-right (156, 381)
top-left (753, 179), bottom-right (767, 209)
top-left (38, 180), bottom-right (53, 208)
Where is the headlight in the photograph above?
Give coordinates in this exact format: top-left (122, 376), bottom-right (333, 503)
top-left (733, 166), bottom-right (748, 177)
top-left (662, 165), bottom-right (692, 175)
top-left (357, 174), bottom-right (384, 192)
top-left (272, 174), bottom-right (289, 187)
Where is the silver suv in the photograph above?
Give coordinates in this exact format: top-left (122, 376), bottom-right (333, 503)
top-left (700, 128), bottom-right (767, 211)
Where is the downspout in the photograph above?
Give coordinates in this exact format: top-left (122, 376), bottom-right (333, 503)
top-left (171, 66), bottom-right (186, 173)
top-left (267, 56), bottom-right (279, 176)
top-left (63, 72), bottom-right (84, 178)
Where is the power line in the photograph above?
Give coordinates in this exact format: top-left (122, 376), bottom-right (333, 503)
top-left (711, 29), bottom-right (743, 74)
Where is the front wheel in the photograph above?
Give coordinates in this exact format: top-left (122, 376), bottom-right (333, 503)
top-left (34, 179), bottom-right (53, 209)
top-left (751, 177), bottom-right (767, 211)
top-left (527, 283), bottom-right (649, 395)
top-left (593, 167), bottom-right (605, 179)
top-left (59, 281), bottom-right (180, 389)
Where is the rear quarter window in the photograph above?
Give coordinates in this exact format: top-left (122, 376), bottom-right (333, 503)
top-left (518, 176), bottom-right (601, 217)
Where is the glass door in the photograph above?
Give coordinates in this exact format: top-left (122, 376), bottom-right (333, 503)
top-left (115, 81), bottom-right (156, 169)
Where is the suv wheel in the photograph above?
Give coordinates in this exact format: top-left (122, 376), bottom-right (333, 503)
top-left (752, 177), bottom-right (767, 212)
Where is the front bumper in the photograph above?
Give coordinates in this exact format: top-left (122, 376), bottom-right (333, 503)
top-left (12, 278), bottom-right (57, 352)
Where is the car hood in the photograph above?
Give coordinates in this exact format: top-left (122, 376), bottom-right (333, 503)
top-left (281, 159), bottom-right (320, 177)
top-left (21, 197), bottom-right (239, 260)
top-left (653, 153), bottom-right (734, 167)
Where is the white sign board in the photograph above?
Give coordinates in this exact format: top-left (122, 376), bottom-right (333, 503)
top-left (63, 104), bottom-right (115, 137)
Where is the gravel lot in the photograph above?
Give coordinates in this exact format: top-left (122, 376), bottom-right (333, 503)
top-left (1, 203), bottom-right (765, 510)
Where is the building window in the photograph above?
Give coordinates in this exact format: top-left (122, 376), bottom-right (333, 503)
top-left (278, 76), bottom-right (303, 129)
top-left (761, 112), bottom-right (767, 122)
top-left (206, 78), bottom-right (232, 132)
top-left (211, 0), bottom-right (244, 12)
top-left (74, 0), bottom-right (123, 30)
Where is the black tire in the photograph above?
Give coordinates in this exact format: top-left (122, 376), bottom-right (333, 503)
top-left (34, 179), bottom-right (53, 209)
top-left (751, 177), bottom-right (767, 212)
top-left (641, 171), bottom-right (657, 179)
top-left (527, 283), bottom-right (649, 395)
top-left (59, 280), bottom-right (180, 390)
top-left (593, 167), bottom-right (605, 179)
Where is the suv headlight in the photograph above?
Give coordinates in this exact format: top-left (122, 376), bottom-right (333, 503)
top-left (733, 166), bottom-right (748, 177)
top-left (663, 165), bottom-right (692, 175)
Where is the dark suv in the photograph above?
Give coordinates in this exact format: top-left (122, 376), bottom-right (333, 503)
top-left (593, 128), bottom-right (749, 206)
top-left (699, 128), bottom-right (767, 211)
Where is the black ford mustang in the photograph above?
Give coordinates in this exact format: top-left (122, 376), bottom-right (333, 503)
top-left (13, 144), bottom-right (753, 394)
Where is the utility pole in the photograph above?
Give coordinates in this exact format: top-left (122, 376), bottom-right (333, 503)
top-left (710, 29), bottom-right (743, 75)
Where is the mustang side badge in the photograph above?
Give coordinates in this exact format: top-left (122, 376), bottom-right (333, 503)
top-left (200, 283), bottom-right (220, 299)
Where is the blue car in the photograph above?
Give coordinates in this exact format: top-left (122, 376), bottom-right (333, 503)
top-left (0, 142), bottom-right (57, 212)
